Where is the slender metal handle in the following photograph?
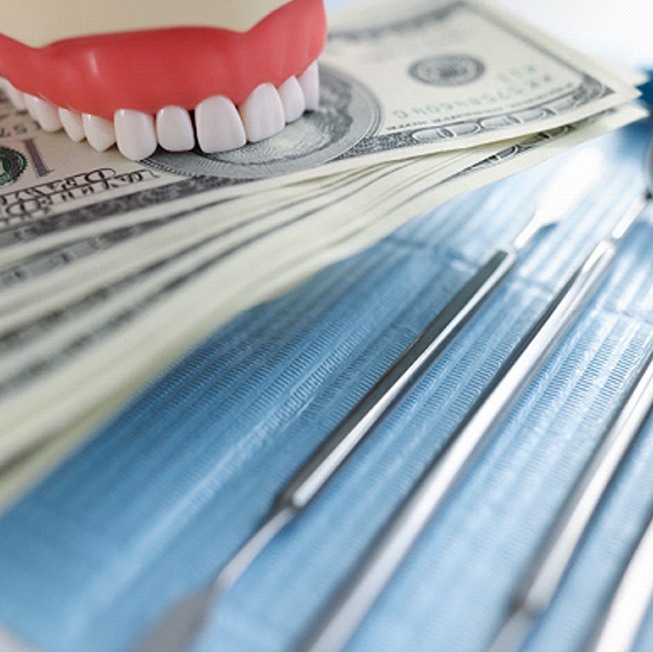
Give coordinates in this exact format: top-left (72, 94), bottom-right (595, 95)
top-left (299, 239), bottom-right (619, 652)
top-left (133, 248), bottom-right (522, 652)
top-left (521, 349), bottom-right (653, 609)
top-left (276, 248), bottom-right (517, 513)
top-left (485, 194), bottom-right (651, 652)
top-left (589, 503), bottom-right (653, 652)
top-left (488, 328), bottom-right (653, 652)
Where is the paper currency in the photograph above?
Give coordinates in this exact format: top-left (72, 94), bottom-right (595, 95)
top-left (0, 0), bottom-right (646, 509)
top-left (0, 103), bottom-right (645, 510)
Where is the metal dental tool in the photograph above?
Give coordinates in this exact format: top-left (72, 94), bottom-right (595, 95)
top-left (297, 188), bottom-right (649, 652)
top-left (488, 134), bottom-right (653, 652)
top-left (133, 152), bottom-right (600, 652)
top-left (490, 337), bottom-right (653, 652)
top-left (588, 500), bottom-right (653, 652)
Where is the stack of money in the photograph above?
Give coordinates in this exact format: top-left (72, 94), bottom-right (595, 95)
top-left (0, 0), bottom-right (647, 510)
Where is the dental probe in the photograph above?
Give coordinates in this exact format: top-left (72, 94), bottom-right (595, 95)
top-left (488, 134), bottom-right (653, 652)
top-left (133, 150), bottom-right (597, 652)
top-left (298, 190), bottom-right (649, 652)
top-left (490, 323), bottom-right (653, 652)
top-left (588, 495), bottom-right (653, 652)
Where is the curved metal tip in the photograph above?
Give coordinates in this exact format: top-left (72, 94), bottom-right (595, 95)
top-left (132, 586), bottom-right (215, 652)
top-left (486, 608), bottom-right (535, 652)
top-left (210, 505), bottom-right (296, 596)
top-left (132, 506), bottom-right (296, 652)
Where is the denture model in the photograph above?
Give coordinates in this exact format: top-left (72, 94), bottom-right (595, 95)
top-left (0, 0), bottom-right (327, 160)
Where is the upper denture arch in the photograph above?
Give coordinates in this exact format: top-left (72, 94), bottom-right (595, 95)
top-left (0, 0), bottom-right (326, 120)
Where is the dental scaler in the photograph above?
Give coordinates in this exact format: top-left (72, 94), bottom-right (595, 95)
top-left (0, 0), bottom-right (327, 160)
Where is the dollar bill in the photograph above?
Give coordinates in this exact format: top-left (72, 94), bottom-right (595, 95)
top-left (0, 102), bottom-right (645, 510)
top-left (0, 149), bottom-right (492, 330)
top-left (323, 0), bottom-right (641, 156)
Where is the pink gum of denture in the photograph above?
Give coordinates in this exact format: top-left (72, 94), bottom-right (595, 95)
top-left (0, 0), bottom-right (327, 159)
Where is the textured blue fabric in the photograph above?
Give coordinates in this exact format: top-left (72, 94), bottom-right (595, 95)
top-left (0, 121), bottom-right (652, 652)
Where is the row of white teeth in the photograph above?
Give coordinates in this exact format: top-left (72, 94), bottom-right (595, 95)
top-left (0, 62), bottom-right (319, 161)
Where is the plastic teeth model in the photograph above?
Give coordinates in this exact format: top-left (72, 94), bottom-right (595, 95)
top-left (0, 0), bottom-right (327, 160)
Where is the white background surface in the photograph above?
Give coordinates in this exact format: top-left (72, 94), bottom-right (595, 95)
top-left (493, 0), bottom-right (653, 69)
top-left (325, 0), bottom-right (653, 70)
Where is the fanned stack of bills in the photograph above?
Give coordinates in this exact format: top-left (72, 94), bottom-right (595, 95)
top-left (0, 0), bottom-right (647, 510)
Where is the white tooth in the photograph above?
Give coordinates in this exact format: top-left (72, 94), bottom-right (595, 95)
top-left (24, 94), bottom-right (62, 131)
top-left (58, 108), bottom-right (85, 142)
top-left (82, 114), bottom-right (116, 152)
top-left (195, 96), bottom-right (246, 153)
top-left (114, 109), bottom-right (158, 160)
top-left (156, 106), bottom-right (195, 152)
top-left (3, 80), bottom-right (26, 111)
top-left (239, 83), bottom-right (285, 143)
top-left (23, 93), bottom-right (40, 122)
top-left (278, 76), bottom-right (306, 124)
top-left (299, 62), bottom-right (320, 111)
